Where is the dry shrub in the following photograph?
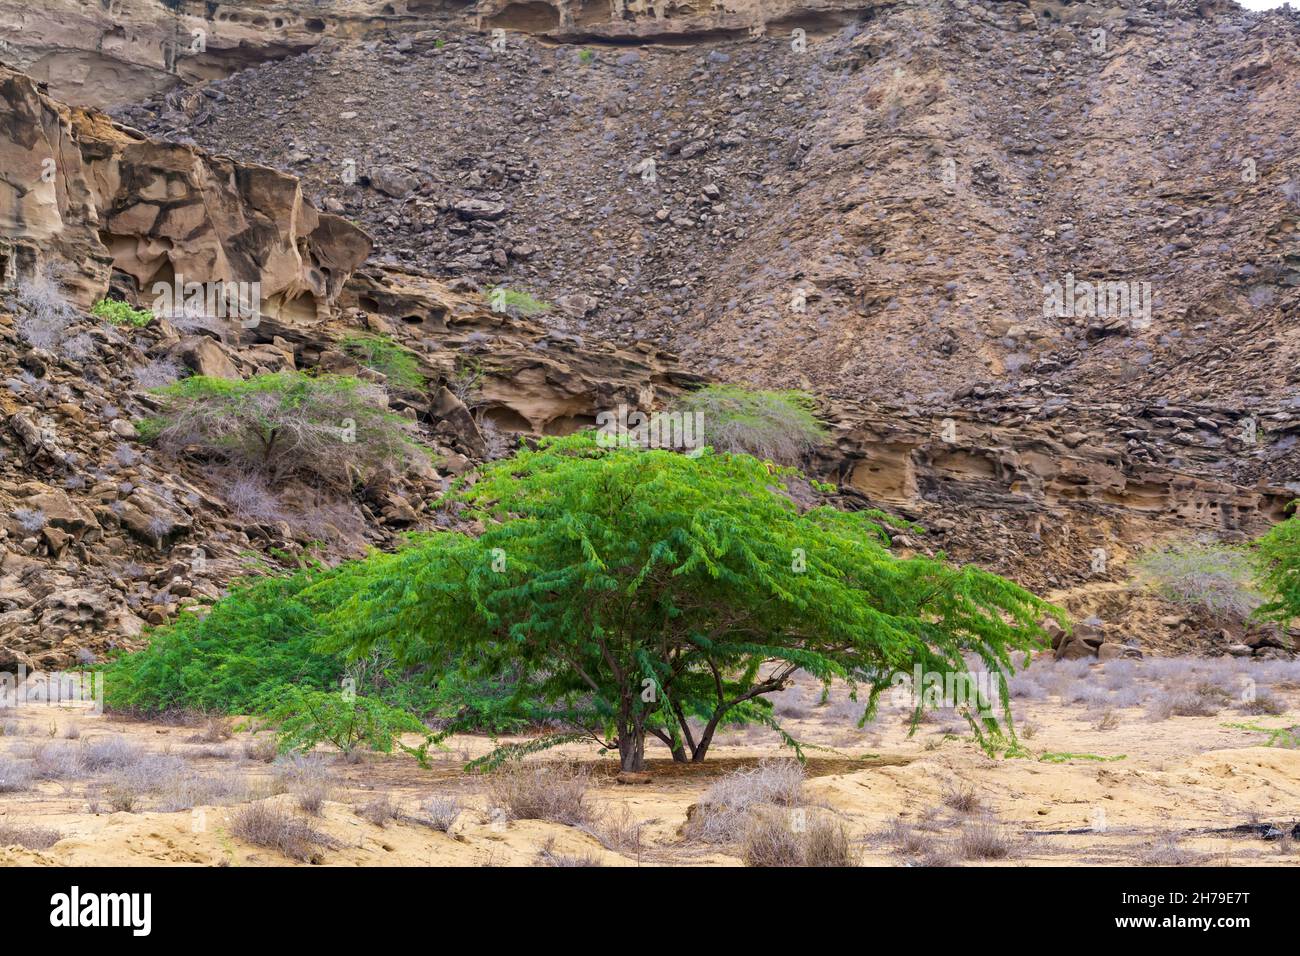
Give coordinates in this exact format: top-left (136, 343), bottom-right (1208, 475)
top-left (486, 762), bottom-right (592, 826)
top-left (956, 820), bottom-right (1019, 861)
top-left (1239, 691), bottom-right (1287, 716)
top-left (1140, 836), bottom-right (1194, 866)
top-left (25, 743), bottom-right (80, 780)
top-left (0, 757), bottom-right (33, 793)
top-left (741, 808), bottom-right (856, 867)
top-left (942, 781), bottom-right (982, 814)
top-left (147, 372), bottom-right (421, 492)
top-left (1093, 709), bottom-right (1121, 731)
top-left (1133, 543), bottom-right (1262, 620)
top-left (78, 736), bottom-right (145, 771)
top-left (271, 755), bottom-right (334, 815)
top-left (685, 758), bottom-right (805, 843)
top-left (885, 819), bottom-right (929, 856)
top-left (421, 794), bottom-right (464, 833)
top-left (356, 794), bottom-right (400, 827)
top-left (194, 717), bottom-right (234, 743)
top-left (537, 838), bottom-right (603, 867)
top-left (0, 824), bottom-right (62, 850)
top-left (151, 769), bottom-right (248, 812)
top-left (1171, 691), bottom-right (1223, 717)
top-left (587, 804), bottom-right (647, 854)
top-left (231, 803), bottom-right (336, 862)
top-left (242, 735), bottom-right (279, 763)
top-left (106, 788), bottom-right (139, 812)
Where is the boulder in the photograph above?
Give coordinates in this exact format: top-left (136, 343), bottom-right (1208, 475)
top-left (174, 336), bottom-right (241, 380)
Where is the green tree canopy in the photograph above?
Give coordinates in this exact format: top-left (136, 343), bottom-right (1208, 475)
top-left (1254, 509), bottom-right (1300, 630)
top-left (324, 433), bottom-right (1061, 771)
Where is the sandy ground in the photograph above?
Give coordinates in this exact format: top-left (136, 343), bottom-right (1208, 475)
top-left (1, 655), bottom-right (1298, 867)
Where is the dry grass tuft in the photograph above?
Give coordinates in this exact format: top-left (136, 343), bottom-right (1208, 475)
top-left (420, 794), bottom-right (464, 833)
top-left (884, 818), bottom-right (929, 856)
top-left (740, 808), bottom-right (857, 867)
top-left (271, 755), bottom-right (335, 815)
top-left (685, 758), bottom-right (805, 843)
top-left (242, 735), bottom-right (279, 763)
top-left (0, 823), bottom-right (62, 850)
top-left (231, 802), bottom-right (337, 862)
top-left (0, 757), bottom-right (33, 793)
top-left (356, 794), bottom-right (400, 827)
top-left (942, 781), bottom-right (982, 814)
top-left (486, 762), bottom-right (593, 826)
top-left (955, 820), bottom-right (1019, 861)
top-left (537, 837), bottom-right (603, 867)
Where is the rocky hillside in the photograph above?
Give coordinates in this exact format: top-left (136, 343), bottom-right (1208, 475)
top-left (0, 60), bottom-right (692, 669)
top-left (2, 0), bottom-right (1298, 666)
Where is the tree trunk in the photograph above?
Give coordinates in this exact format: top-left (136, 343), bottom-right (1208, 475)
top-left (692, 710), bottom-right (725, 763)
top-left (617, 731), bottom-right (646, 771)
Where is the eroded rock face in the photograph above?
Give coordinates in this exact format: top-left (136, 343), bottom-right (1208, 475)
top-left (478, 0), bottom-right (879, 40)
top-left (0, 64), bottom-right (371, 319)
top-left (0, 0), bottom-right (477, 108)
top-left (0, 68), bottom-right (110, 306)
top-left (816, 398), bottom-right (1293, 593)
top-left (338, 267), bottom-right (704, 435)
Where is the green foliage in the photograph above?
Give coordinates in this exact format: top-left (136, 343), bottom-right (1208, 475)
top-left (140, 371), bottom-right (424, 489)
top-left (673, 384), bottom-right (828, 464)
top-left (324, 432), bottom-right (1061, 770)
top-left (256, 688), bottom-right (435, 764)
top-left (1222, 721), bottom-right (1300, 749)
top-left (92, 298), bottom-right (153, 328)
top-left (101, 563), bottom-right (517, 741)
top-left (487, 286), bottom-right (549, 316)
top-left (448, 356), bottom-right (486, 409)
top-left (578, 49), bottom-right (595, 65)
top-left (340, 333), bottom-right (425, 389)
top-left (1134, 541), bottom-right (1262, 620)
top-left (1254, 510), bottom-right (1300, 629)
top-left (1037, 752), bottom-right (1126, 763)
top-left (102, 566), bottom-right (341, 714)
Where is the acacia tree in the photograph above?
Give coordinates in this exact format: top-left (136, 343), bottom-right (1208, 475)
top-left (325, 433), bottom-right (1062, 772)
top-left (1254, 510), bottom-right (1300, 630)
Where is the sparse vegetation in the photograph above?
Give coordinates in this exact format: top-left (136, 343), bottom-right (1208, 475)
top-left (356, 793), bottom-right (400, 827)
top-left (741, 808), bottom-right (856, 867)
top-left (138, 372), bottom-right (424, 491)
top-left (672, 384), bottom-right (828, 464)
top-left (14, 272), bottom-right (75, 351)
top-left (955, 820), bottom-right (1019, 861)
top-left (1134, 542), bottom-right (1262, 620)
top-left (0, 757), bottom-right (33, 793)
top-left (685, 759), bottom-right (805, 844)
top-left (231, 802), bottom-right (336, 862)
top-left (485, 762), bottom-right (592, 826)
top-left (942, 781), bottom-right (982, 813)
top-left (421, 795), bottom-right (464, 833)
top-left (272, 755), bottom-right (335, 815)
top-left (486, 286), bottom-right (549, 316)
top-left (341, 333), bottom-right (425, 389)
top-left (92, 298), bottom-right (153, 328)
top-left (0, 823), bottom-right (62, 850)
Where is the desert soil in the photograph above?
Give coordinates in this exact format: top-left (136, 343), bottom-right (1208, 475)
top-left (2, 655), bottom-right (1297, 867)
